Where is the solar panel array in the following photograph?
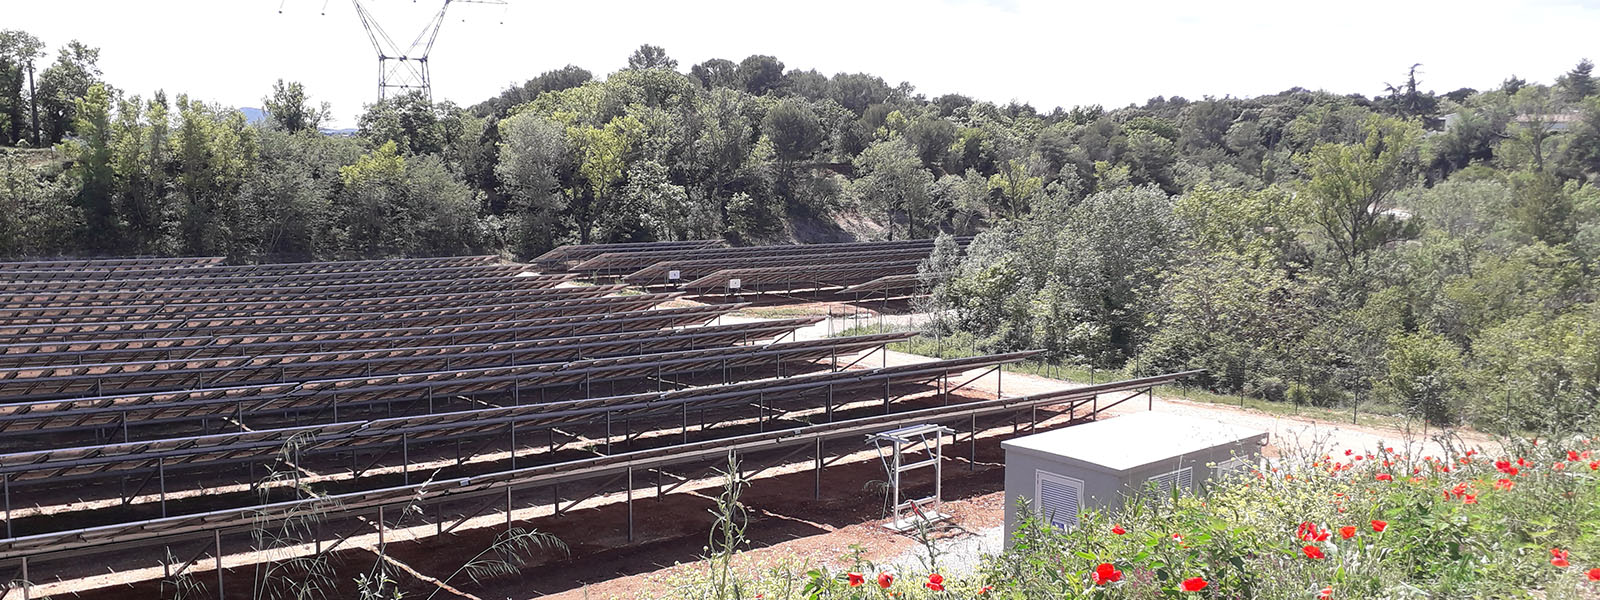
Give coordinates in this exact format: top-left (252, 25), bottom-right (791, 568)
top-left (550, 238), bottom-right (972, 298)
top-left (0, 250), bottom-right (1009, 572)
top-left (0, 248), bottom-right (1193, 596)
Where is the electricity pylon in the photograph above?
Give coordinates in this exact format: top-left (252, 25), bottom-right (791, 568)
top-left (281, 0), bottom-right (507, 102)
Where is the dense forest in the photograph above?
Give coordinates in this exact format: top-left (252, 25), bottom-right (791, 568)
top-left (1, 31), bottom-right (1596, 431)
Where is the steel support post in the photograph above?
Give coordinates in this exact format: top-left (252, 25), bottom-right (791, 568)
top-left (159, 457), bottom-right (167, 517)
top-left (215, 529), bottom-right (224, 600)
top-left (626, 466), bottom-right (635, 542)
top-left (813, 437), bottom-right (823, 499)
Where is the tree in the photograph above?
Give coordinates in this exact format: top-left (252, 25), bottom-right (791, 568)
top-left (1375, 331), bottom-right (1466, 426)
top-left (849, 139), bottom-right (932, 239)
top-left (1506, 170), bottom-right (1577, 246)
top-left (986, 158), bottom-right (1041, 218)
top-left (263, 80), bottom-right (327, 134)
top-left (1502, 85), bottom-right (1569, 173)
top-left (63, 83), bottom-right (114, 251)
top-left (339, 140), bottom-right (409, 255)
top-left (626, 44), bottom-right (677, 71)
top-left (0, 153), bottom-right (79, 256)
top-left (1471, 305), bottom-right (1600, 433)
top-left (689, 59), bottom-right (738, 90)
top-left (358, 90), bottom-right (443, 155)
top-left (680, 88), bottom-right (757, 237)
top-left (36, 41), bottom-right (102, 144)
top-left (904, 117), bottom-right (956, 170)
top-left (1294, 114), bottom-right (1422, 272)
top-left (1381, 64), bottom-right (1438, 122)
top-left (761, 99), bottom-right (822, 163)
top-left (831, 73), bottom-right (894, 114)
top-left (403, 154), bottom-right (482, 255)
top-left (0, 30), bottom-right (45, 146)
top-left (171, 95), bottom-right (257, 256)
top-left (1133, 252), bottom-right (1326, 396)
top-left (243, 128), bottom-right (355, 260)
top-left (110, 92), bottom-right (173, 253)
top-left (1557, 59), bottom-right (1596, 103)
top-left (474, 65), bottom-right (593, 117)
top-left (496, 112), bottom-right (571, 255)
top-left (568, 115), bottom-right (641, 243)
top-left (621, 159), bottom-right (688, 240)
top-left (736, 55), bottom-right (784, 96)
top-left (337, 141), bottom-right (480, 256)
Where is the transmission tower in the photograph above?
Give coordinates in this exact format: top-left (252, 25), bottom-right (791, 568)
top-left (281, 0), bottom-right (507, 102)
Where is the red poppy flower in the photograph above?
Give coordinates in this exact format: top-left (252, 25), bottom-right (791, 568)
top-left (847, 572), bottom-right (864, 587)
top-left (1591, 461), bottom-right (1599, 471)
top-left (1370, 519), bottom-right (1388, 533)
top-left (1180, 577), bottom-right (1208, 592)
top-left (1339, 526), bottom-right (1356, 539)
top-left (1297, 522), bottom-right (1330, 542)
top-left (878, 573), bottom-right (894, 588)
top-left (1588, 568), bottom-right (1600, 581)
top-left (979, 585), bottom-right (994, 594)
top-left (926, 573), bottom-right (945, 591)
top-left (1318, 587), bottom-right (1333, 599)
top-left (1554, 462), bottom-right (1567, 470)
top-left (1517, 457), bottom-right (1529, 467)
top-left (1495, 478), bottom-right (1515, 490)
top-left (1302, 545), bottom-right (1326, 559)
top-left (1495, 460), bottom-right (1512, 473)
top-left (1345, 449), bottom-right (1353, 456)
top-left (1569, 450), bottom-right (1581, 461)
top-left (1112, 524), bottom-right (1126, 535)
top-left (1375, 473), bottom-right (1393, 481)
top-left (1551, 548), bottom-right (1570, 568)
top-left (1092, 563), bottom-right (1123, 585)
top-left (1463, 494), bottom-right (1478, 504)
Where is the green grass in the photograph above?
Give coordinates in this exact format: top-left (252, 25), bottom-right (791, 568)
top-left (732, 305), bottom-right (838, 319)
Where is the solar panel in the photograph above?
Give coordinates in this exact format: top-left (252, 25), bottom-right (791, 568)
top-left (0, 333), bottom-right (913, 444)
top-left (0, 304), bottom-right (746, 369)
top-left (0, 318), bottom-right (819, 401)
top-left (569, 239), bottom-right (960, 275)
top-left (529, 240), bottom-right (723, 270)
top-left (622, 248), bottom-right (939, 285)
top-left (0, 294), bottom-right (681, 343)
top-left (678, 260), bottom-right (926, 291)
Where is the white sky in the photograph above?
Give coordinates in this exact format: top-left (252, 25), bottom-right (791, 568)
top-left (8, 0), bottom-right (1600, 127)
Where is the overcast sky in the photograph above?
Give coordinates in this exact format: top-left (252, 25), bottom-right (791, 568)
top-left (9, 0), bottom-right (1600, 127)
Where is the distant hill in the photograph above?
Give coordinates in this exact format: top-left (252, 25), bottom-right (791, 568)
top-left (236, 107), bottom-right (357, 136)
top-left (238, 107), bottom-right (267, 125)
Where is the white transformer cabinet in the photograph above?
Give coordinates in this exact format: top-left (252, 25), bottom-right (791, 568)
top-left (1001, 411), bottom-right (1267, 544)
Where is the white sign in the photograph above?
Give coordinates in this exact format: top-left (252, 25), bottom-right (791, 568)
top-left (668, 270), bottom-right (681, 280)
top-left (728, 278), bottom-right (742, 289)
